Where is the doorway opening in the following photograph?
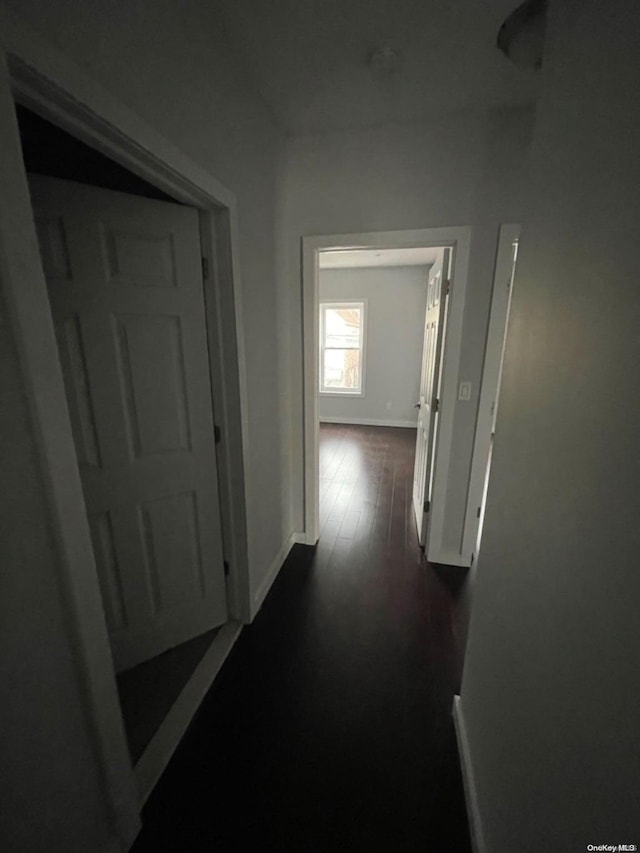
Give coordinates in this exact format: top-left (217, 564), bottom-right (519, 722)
top-left (316, 245), bottom-right (452, 554)
top-left (303, 227), bottom-right (472, 567)
top-left (17, 102), bottom-right (232, 768)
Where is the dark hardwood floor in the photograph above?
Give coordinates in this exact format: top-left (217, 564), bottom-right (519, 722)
top-left (132, 423), bottom-right (472, 853)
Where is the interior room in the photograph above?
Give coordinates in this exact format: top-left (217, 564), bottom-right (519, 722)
top-left (317, 248), bottom-right (433, 554)
top-left (2, 1), bottom-right (639, 851)
top-left (318, 249), bottom-right (435, 428)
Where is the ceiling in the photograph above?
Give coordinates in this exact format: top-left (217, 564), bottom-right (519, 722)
top-left (219, 0), bottom-right (539, 134)
top-left (319, 247), bottom-right (439, 269)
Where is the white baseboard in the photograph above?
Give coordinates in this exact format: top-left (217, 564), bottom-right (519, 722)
top-left (319, 416), bottom-right (416, 428)
top-left (250, 531), bottom-right (303, 620)
top-left (453, 695), bottom-right (486, 853)
top-left (427, 547), bottom-right (472, 568)
top-left (135, 620), bottom-right (242, 805)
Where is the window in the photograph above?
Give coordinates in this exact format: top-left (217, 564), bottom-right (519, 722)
top-left (319, 301), bottom-right (366, 395)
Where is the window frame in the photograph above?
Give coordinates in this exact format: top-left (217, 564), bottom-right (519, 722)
top-left (318, 299), bottom-right (367, 397)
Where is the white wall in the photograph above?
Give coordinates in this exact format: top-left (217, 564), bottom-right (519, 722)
top-left (283, 105), bottom-right (535, 551)
top-left (318, 265), bottom-right (428, 426)
top-left (0, 1), bottom-right (286, 849)
top-left (460, 0), bottom-right (640, 848)
top-left (0, 293), bottom-right (119, 851)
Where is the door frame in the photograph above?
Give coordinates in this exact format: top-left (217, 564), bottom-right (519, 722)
top-left (461, 224), bottom-right (520, 563)
top-left (0, 13), bottom-right (250, 849)
top-left (302, 226), bottom-right (472, 563)
top-left (413, 248), bottom-right (451, 548)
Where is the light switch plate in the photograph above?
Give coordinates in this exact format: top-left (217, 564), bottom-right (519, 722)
top-left (458, 381), bottom-right (472, 401)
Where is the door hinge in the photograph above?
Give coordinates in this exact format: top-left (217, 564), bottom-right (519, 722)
top-left (445, 279), bottom-right (451, 295)
top-left (477, 506), bottom-right (481, 518)
top-left (201, 256), bottom-right (210, 280)
top-left (433, 398), bottom-right (440, 413)
top-left (471, 552), bottom-right (475, 566)
top-left (214, 424), bottom-right (222, 444)
top-left (224, 560), bottom-right (230, 577)
top-left (424, 500), bottom-right (430, 513)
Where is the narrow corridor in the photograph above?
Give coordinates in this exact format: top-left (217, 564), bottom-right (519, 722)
top-left (133, 424), bottom-right (471, 852)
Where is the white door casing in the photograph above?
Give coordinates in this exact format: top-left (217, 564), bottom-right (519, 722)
top-left (31, 175), bottom-right (228, 672)
top-left (303, 227), bottom-right (471, 567)
top-left (461, 224), bottom-right (520, 563)
top-left (412, 248), bottom-right (451, 546)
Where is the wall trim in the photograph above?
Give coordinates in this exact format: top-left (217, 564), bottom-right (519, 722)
top-left (250, 531), bottom-right (304, 620)
top-left (320, 416), bottom-right (416, 428)
top-left (135, 621), bottom-right (243, 806)
top-left (461, 224), bottom-right (520, 566)
top-left (453, 695), bottom-right (487, 853)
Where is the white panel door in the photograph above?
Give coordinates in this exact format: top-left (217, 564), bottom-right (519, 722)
top-left (30, 175), bottom-right (228, 672)
top-left (412, 249), bottom-right (450, 546)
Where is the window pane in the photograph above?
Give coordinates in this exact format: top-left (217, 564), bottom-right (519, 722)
top-left (324, 307), bottom-right (361, 348)
top-left (323, 348), bottom-right (361, 390)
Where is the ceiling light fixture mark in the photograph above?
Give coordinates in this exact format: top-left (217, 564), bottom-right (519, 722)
top-left (367, 45), bottom-right (403, 78)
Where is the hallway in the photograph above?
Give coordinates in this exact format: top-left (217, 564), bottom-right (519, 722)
top-left (133, 424), bottom-right (472, 852)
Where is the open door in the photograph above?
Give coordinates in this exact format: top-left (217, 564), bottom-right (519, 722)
top-left (412, 248), bottom-right (451, 546)
top-left (30, 175), bottom-right (228, 672)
